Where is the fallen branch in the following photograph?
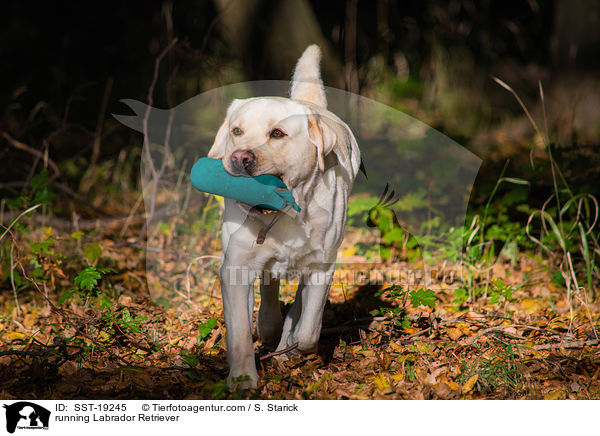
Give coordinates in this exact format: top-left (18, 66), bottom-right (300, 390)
top-left (462, 325), bottom-right (524, 345)
top-left (532, 340), bottom-right (599, 351)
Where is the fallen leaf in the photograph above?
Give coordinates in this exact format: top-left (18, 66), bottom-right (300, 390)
top-left (434, 382), bottom-right (452, 398)
top-left (342, 247), bottom-right (356, 257)
top-left (373, 374), bottom-right (392, 393)
top-left (520, 299), bottom-right (544, 314)
top-left (543, 389), bottom-right (566, 400)
top-left (447, 327), bottom-right (464, 340)
top-left (462, 374), bottom-right (478, 394)
top-left (388, 341), bottom-right (403, 353)
top-left (3, 332), bottom-right (26, 341)
top-left (447, 381), bottom-right (460, 391)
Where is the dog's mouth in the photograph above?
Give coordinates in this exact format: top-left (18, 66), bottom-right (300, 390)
top-left (236, 201), bottom-right (278, 217)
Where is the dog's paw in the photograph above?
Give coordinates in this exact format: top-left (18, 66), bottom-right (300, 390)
top-left (227, 372), bottom-right (259, 390)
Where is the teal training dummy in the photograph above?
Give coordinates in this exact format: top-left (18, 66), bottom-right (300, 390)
top-left (190, 157), bottom-right (300, 214)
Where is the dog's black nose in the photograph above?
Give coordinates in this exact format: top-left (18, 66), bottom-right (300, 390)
top-left (230, 149), bottom-right (256, 174)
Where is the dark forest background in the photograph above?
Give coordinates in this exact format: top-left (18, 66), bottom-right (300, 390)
top-left (2, 0), bottom-right (600, 194)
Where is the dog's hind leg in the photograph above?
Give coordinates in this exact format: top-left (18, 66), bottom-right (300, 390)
top-left (290, 269), bottom-right (333, 353)
top-left (275, 278), bottom-right (305, 356)
top-left (257, 271), bottom-right (282, 348)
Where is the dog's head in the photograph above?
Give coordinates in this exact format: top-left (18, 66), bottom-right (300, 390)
top-left (207, 45), bottom-right (339, 188)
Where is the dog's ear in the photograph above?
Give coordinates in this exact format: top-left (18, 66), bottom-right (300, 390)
top-left (307, 114), bottom-right (337, 172)
top-left (290, 45), bottom-right (327, 108)
top-left (208, 99), bottom-right (242, 159)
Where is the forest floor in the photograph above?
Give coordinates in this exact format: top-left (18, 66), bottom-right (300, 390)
top-left (1, 208), bottom-right (599, 400)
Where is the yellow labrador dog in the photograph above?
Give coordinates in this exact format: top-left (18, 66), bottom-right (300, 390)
top-left (208, 45), bottom-right (361, 388)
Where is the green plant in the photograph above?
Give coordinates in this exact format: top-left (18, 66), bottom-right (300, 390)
top-left (458, 344), bottom-right (527, 397)
top-left (493, 77), bottom-right (599, 310)
top-left (4, 169), bottom-right (55, 211)
top-left (63, 266), bottom-right (112, 301)
top-left (181, 350), bottom-right (200, 367)
top-left (409, 288), bottom-right (436, 308)
top-left (210, 379), bottom-right (230, 399)
top-left (373, 285), bottom-right (436, 330)
top-left (97, 297), bottom-right (148, 335)
top-left (346, 187), bottom-right (428, 261)
top-left (372, 285), bottom-right (410, 327)
top-left (197, 318), bottom-right (218, 342)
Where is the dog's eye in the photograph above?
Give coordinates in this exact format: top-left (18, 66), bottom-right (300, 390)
top-left (270, 128), bottom-right (286, 138)
top-left (231, 127), bottom-right (243, 136)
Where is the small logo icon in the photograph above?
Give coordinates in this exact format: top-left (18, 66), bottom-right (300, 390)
top-left (3, 402), bottom-right (50, 434)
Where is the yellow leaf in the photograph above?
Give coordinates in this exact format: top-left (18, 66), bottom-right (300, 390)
top-left (521, 298), bottom-right (543, 314)
top-left (462, 374), bottom-right (479, 394)
top-left (447, 381), bottom-right (460, 391)
top-left (446, 327), bottom-right (464, 340)
top-left (304, 381), bottom-right (322, 396)
top-left (391, 374), bottom-right (405, 382)
top-left (373, 374), bottom-right (391, 392)
top-left (342, 246), bottom-right (356, 257)
top-left (544, 389), bottom-right (565, 400)
top-left (4, 332), bottom-right (26, 341)
top-left (43, 227), bottom-right (53, 238)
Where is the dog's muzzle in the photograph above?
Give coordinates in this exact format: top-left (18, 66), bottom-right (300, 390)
top-left (230, 149), bottom-right (256, 176)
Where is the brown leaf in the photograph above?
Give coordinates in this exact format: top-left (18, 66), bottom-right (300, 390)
top-left (446, 327), bottom-right (464, 340)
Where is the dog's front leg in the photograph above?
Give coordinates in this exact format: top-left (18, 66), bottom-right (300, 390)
top-left (220, 263), bottom-right (258, 389)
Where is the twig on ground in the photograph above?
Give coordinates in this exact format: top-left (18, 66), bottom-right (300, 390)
top-left (260, 343), bottom-right (299, 361)
top-left (462, 324), bottom-right (524, 345)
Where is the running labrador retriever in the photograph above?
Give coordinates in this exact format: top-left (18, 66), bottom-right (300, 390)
top-left (208, 45), bottom-right (361, 388)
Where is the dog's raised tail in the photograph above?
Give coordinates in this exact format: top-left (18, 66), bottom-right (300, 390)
top-left (290, 45), bottom-right (327, 108)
